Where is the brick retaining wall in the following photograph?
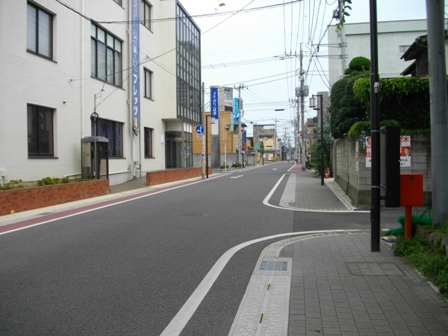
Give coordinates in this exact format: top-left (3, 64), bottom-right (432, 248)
top-left (146, 167), bottom-right (212, 186)
top-left (0, 180), bottom-right (110, 216)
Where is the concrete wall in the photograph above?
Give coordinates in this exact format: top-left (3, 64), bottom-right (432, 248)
top-left (328, 19), bottom-right (428, 85)
top-left (333, 133), bottom-right (431, 207)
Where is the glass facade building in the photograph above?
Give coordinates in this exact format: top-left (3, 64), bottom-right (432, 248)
top-left (176, 5), bottom-right (201, 124)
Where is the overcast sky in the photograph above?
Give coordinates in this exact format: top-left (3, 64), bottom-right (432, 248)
top-left (178, 0), bottom-right (429, 137)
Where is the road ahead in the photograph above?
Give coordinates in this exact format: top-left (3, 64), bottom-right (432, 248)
top-left (0, 162), bottom-right (376, 335)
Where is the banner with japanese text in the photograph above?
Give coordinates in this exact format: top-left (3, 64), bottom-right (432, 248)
top-left (211, 87), bottom-right (219, 120)
top-left (131, 0), bottom-right (140, 136)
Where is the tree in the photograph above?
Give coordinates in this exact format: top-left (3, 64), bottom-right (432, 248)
top-left (329, 73), bottom-right (369, 139)
top-left (344, 56), bottom-right (370, 76)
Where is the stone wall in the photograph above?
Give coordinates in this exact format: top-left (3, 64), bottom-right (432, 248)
top-left (333, 134), bottom-right (431, 207)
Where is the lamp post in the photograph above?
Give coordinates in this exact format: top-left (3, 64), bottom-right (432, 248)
top-left (274, 109), bottom-right (284, 161)
top-left (90, 111), bottom-right (99, 179)
top-left (309, 94), bottom-right (324, 186)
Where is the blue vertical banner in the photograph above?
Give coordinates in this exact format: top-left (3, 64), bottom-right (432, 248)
top-left (233, 98), bottom-right (239, 122)
top-left (131, 0), bottom-right (140, 136)
top-left (211, 87), bottom-right (219, 120)
top-left (242, 130), bottom-right (247, 153)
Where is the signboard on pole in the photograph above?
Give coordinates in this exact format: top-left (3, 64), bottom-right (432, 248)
top-left (233, 98), bottom-right (239, 122)
top-left (211, 87), bottom-right (219, 120)
top-left (242, 130), bottom-right (246, 153)
top-left (131, 0), bottom-right (140, 136)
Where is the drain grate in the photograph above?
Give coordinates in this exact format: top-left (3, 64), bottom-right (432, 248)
top-left (347, 262), bottom-right (404, 276)
top-left (260, 260), bottom-right (288, 271)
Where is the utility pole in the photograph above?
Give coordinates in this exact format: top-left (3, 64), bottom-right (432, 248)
top-left (338, 0), bottom-right (348, 76)
top-left (235, 84), bottom-right (246, 164)
top-left (369, 0), bottom-right (381, 252)
top-left (426, 0), bottom-right (448, 224)
top-left (299, 46), bottom-right (307, 169)
top-left (292, 97), bottom-right (299, 162)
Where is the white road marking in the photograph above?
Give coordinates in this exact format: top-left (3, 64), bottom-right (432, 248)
top-left (160, 229), bottom-right (364, 336)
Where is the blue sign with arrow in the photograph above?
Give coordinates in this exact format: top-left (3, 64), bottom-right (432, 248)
top-left (196, 125), bottom-right (204, 135)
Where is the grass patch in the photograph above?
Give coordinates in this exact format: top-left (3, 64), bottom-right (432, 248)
top-left (392, 220), bottom-right (448, 298)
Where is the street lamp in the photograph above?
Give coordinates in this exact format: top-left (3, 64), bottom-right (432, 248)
top-left (309, 94), bottom-right (324, 186)
top-left (274, 109), bottom-right (284, 161)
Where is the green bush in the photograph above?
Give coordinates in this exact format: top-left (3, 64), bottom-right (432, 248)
top-left (220, 164), bottom-right (229, 169)
top-left (348, 56), bottom-right (370, 72)
top-left (232, 162), bottom-right (242, 168)
top-left (38, 177), bottom-right (57, 186)
top-left (0, 179), bottom-right (23, 191)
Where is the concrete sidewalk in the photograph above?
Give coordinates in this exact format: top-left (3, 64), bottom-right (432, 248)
top-left (286, 232), bottom-right (448, 335)
top-left (231, 164), bottom-right (448, 335)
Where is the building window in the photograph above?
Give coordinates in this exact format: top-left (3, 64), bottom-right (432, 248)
top-left (140, 1), bottom-right (152, 30)
top-left (144, 128), bottom-right (154, 158)
top-left (144, 69), bottom-right (153, 99)
top-left (97, 118), bottom-right (123, 157)
top-left (27, 105), bottom-right (54, 157)
top-left (27, 2), bottom-right (53, 59)
top-left (113, 0), bottom-right (122, 6)
top-left (91, 24), bottom-right (122, 87)
top-left (176, 5), bottom-right (201, 124)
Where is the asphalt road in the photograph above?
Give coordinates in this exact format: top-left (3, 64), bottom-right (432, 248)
top-left (0, 162), bottom-right (405, 335)
top-left (0, 163), bottom-right (294, 335)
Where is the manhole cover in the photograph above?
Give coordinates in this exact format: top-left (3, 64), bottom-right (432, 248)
top-left (347, 262), bottom-right (404, 276)
top-left (260, 260), bottom-right (288, 271)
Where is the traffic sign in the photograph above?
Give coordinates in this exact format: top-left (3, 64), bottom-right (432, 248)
top-left (196, 125), bottom-right (204, 135)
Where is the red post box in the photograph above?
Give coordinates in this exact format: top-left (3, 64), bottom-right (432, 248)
top-left (400, 174), bottom-right (423, 206)
top-left (400, 174), bottom-right (423, 238)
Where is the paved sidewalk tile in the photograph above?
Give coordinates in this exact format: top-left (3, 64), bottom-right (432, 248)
top-left (294, 171), bottom-right (349, 211)
top-left (288, 232), bottom-right (448, 336)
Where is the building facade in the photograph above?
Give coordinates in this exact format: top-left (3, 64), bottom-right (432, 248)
top-left (328, 19), bottom-right (427, 85)
top-left (0, 0), bottom-right (200, 186)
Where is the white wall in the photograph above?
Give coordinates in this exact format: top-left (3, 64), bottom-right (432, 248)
top-left (0, 0), bottom-right (181, 185)
top-left (328, 19), bottom-right (428, 85)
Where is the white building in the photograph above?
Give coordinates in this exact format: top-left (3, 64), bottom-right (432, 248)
top-left (0, 0), bottom-right (201, 186)
top-left (328, 19), bottom-right (427, 85)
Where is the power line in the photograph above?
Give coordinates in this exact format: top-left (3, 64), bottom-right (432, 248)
top-left (56, 0), bottom-right (304, 25)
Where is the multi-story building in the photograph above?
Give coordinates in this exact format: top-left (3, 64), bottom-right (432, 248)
top-left (0, 0), bottom-right (201, 186)
top-left (328, 19), bottom-right (427, 85)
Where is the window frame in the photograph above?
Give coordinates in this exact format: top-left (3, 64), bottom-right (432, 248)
top-left (140, 0), bottom-right (152, 31)
top-left (27, 2), bottom-right (53, 59)
top-left (27, 104), bottom-right (55, 157)
top-left (91, 24), bottom-right (122, 87)
top-left (144, 127), bottom-right (154, 158)
top-left (97, 118), bottom-right (124, 158)
top-left (144, 68), bottom-right (153, 100)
